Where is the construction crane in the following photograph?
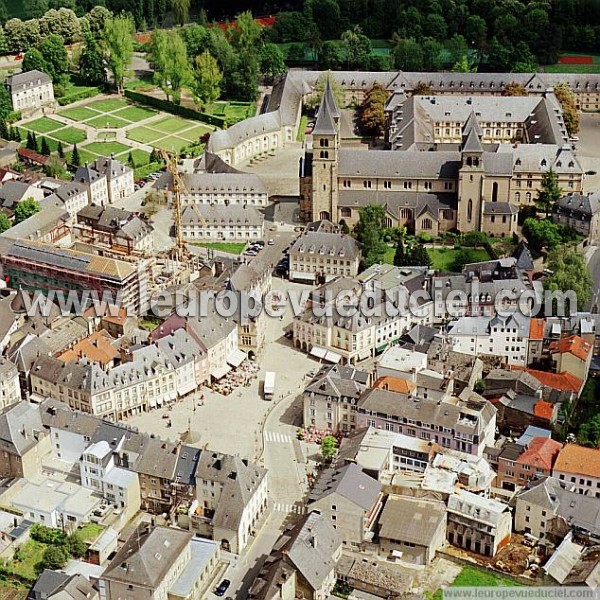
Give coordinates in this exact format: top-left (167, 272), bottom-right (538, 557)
top-left (160, 150), bottom-right (190, 261)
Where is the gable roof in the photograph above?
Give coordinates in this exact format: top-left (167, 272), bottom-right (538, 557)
top-left (554, 444), bottom-right (600, 479)
top-left (550, 335), bottom-right (593, 361)
top-left (517, 437), bottom-right (562, 471)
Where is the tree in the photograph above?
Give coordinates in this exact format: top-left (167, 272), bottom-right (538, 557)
top-left (413, 82), bottom-right (432, 96)
top-left (341, 25), bottom-right (371, 69)
top-left (356, 204), bottom-right (388, 267)
top-left (0, 26), bottom-right (8, 54)
top-left (149, 29), bottom-right (190, 104)
top-left (40, 8), bottom-right (80, 42)
top-left (536, 168), bottom-right (562, 217)
top-left (127, 151), bottom-right (135, 167)
top-left (339, 219), bottom-right (350, 234)
top-left (193, 50), bottom-right (222, 107)
top-left (171, 0), bottom-right (190, 26)
top-left (67, 532), bottom-right (87, 558)
top-left (71, 143), bottom-right (81, 166)
top-left (320, 435), bottom-right (337, 460)
top-left (286, 42), bottom-right (306, 63)
top-left (425, 12), bottom-right (447, 40)
top-left (4, 19), bottom-right (28, 52)
top-left (554, 83), bottom-right (580, 136)
top-left (14, 198), bottom-right (41, 224)
top-left (26, 130), bottom-right (35, 151)
top-left (102, 15), bottom-right (134, 93)
top-left (452, 248), bottom-right (483, 272)
top-left (270, 11), bottom-right (317, 43)
top-left (392, 36), bottom-right (423, 71)
top-left (0, 213), bottom-right (10, 233)
top-left (25, 0), bottom-right (48, 20)
top-left (357, 83), bottom-right (388, 137)
top-left (393, 229), bottom-right (406, 266)
top-left (522, 218), bottom-right (562, 253)
top-left (465, 15), bottom-right (487, 49)
top-left (409, 243), bottom-right (431, 267)
top-left (578, 414), bottom-right (600, 447)
top-left (259, 43), bottom-right (286, 84)
top-left (304, 71), bottom-right (344, 112)
top-left (44, 154), bottom-right (68, 179)
top-left (86, 5), bottom-right (112, 37)
top-left (503, 82), bottom-right (528, 96)
top-left (228, 50), bottom-right (260, 101)
top-left (230, 11), bottom-right (263, 52)
top-left (37, 545), bottom-right (69, 573)
top-left (38, 33), bottom-right (68, 81)
top-left (0, 0), bottom-right (7, 25)
top-left (544, 245), bottom-right (593, 311)
top-left (22, 48), bottom-right (48, 75)
top-left (0, 86), bottom-right (11, 121)
top-left (311, 0), bottom-right (343, 40)
top-left (422, 37), bottom-right (443, 71)
top-left (79, 31), bottom-right (105, 85)
top-left (40, 137), bottom-right (50, 156)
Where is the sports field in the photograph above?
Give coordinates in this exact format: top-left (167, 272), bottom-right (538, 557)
top-left (546, 53), bottom-right (600, 73)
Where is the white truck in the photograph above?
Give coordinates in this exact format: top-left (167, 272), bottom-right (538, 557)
top-left (264, 371), bottom-right (276, 400)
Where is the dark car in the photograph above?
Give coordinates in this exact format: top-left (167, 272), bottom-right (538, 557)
top-left (215, 579), bottom-right (231, 597)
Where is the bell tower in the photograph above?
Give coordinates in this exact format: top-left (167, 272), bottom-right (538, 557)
top-left (310, 81), bottom-right (340, 222)
top-left (458, 112), bottom-right (484, 233)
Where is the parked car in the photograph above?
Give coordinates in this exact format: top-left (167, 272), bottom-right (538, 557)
top-left (268, 239), bottom-right (274, 245)
top-left (215, 579), bottom-right (231, 597)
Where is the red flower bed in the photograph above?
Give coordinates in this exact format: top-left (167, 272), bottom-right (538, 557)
top-left (559, 55), bottom-right (594, 64)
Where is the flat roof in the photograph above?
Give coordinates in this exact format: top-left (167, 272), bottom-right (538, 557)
top-left (169, 538), bottom-right (219, 597)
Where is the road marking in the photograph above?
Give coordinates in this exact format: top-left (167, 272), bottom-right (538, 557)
top-left (265, 431), bottom-right (293, 443)
top-left (272, 502), bottom-right (306, 515)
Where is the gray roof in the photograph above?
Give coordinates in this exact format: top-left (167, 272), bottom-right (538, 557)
top-left (56, 181), bottom-right (87, 202)
top-left (462, 126), bottom-right (483, 153)
top-left (102, 525), bottom-right (192, 588)
top-left (6, 69), bottom-right (51, 92)
top-left (379, 495), bottom-right (446, 546)
top-left (156, 171), bottom-right (267, 195)
top-left (0, 181), bottom-right (37, 208)
top-left (290, 230), bottom-right (360, 261)
top-left (92, 156), bottom-right (131, 180)
top-left (555, 192), bottom-right (600, 216)
top-left (74, 164), bottom-right (103, 184)
top-left (0, 401), bottom-right (45, 456)
top-left (181, 203), bottom-right (264, 227)
top-left (482, 201), bottom-right (519, 215)
top-left (305, 364), bottom-right (368, 401)
top-left (309, 463), bottom-right (381, 510)
top-left (0, 205), bottom-right (69, 241)
top-left (132, 436), bottom-right (179, 479)
top-left (284, 512), bottom-right (341, 591)
top-left (448, 313), bottom-right (530, 338)
top-left (313, 81), bottom-right (338, 136)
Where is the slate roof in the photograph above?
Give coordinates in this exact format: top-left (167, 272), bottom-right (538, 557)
top-left (305, 364), bottom-right (369, 400)
top-left (101, 525), bottom-right (192, 588)
top-left (482, 201), bottom-right (519, 215)
top-left (181, 203), bottom-right (264, 227)
top-left (0, 401), bottom-right (45, 456)
top-left (289, 230), bottom-right (360, 260)
top-left (6, 69), bottom-right (51, 92)
top-left (379, 495), bottom-right (446, 546)
top-left (555, 192), bottom-right (600, 216)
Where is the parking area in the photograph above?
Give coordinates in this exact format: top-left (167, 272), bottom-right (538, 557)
top-left (576, 112), bottom-right (600, 191)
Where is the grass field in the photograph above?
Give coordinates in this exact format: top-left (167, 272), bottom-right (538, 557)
top-left (384, 246), bottom-right (490, 272)
top-left (150, 115), bottom-right (196, 134)
top-left (0, 582), bottom-right (27, 600)
top-left (429, 565), bottom-right (521, 600)
top-left (68, 148), bottom-right (100, 164)
top-left (297, 115), bottom-right (308, 141)
top-left (121, 148), bottom-right (150, 165)
top-left (113, 105), bottom-right (156, 122)
top-left (87, 114), bottom-right (131, 129)
top-left (153, 135), bottom-right (192, 152)
top-left (83, 141), bottom-right (132, 156)
top-left (8, 539), bottom-right (46, 582)
top-left (87, 98), bottom-right (130, 113)
top-left (204, 101), bottom-right (255, 123)
top-left (545, 64), bottom-right (600, 73)
top-left (78, 522), bottom-right (104, 541)
top-left (127, 126), bottom-right (163, 144)
top-left (58, 106), bottom-right (99, 122)
top-left (51, 126), bottom-right (87, 145)
top-left (192, 242), bottom-right (247, 254)
top-left (24, 117), bottom-right (64, 133)
top-left (177, 123), bottom-right (212, 142)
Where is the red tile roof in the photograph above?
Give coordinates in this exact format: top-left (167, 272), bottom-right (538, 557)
top-left (529, 318), bottom-right (545, 340)
top-left (509, 366), bottom-right (583, 394)
top-left (372, 376), bottom-right (416, 394)
top-left (534, 400), bottom-right (554, 421)
top-left (549, 335), bottom-right (592, 361)
top-left (517, 437), bottom-right (562, 470)
top-left (554, 444), bottom-right (600, 478)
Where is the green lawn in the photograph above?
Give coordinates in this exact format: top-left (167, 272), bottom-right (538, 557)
top-left (428, 247), bottom-right (489, 271)
top-left (177, 123), bottom-right (213, 142)
top-left (116, 148), bottom-right (150, 166)
top-left (150, 115), bottom-right (196, 134)
top-left (8, 539), bottom-right (46, 582)
top-left (452, 566), bottom-right (521, 587)
top-left (68, 148), bottom-right (100, 165)
top-left (127, 126), bottom-right (163, 144)
top-left (97, 131), bottom-right (118, 141)
top-left (86, 114), bottom-right (131, 129)
top-left (113, 105), bottom-right (157, 122)
top-left (153, 135), bottom-right (190, 152)
top-left (192, 242), bottom-right (247, 254)
top-left (83, 141), bottom-right (132, 156)
top-left (297, 115), bottom-right (308, 141)
top-left (23, 117), bottom-right (64, 134)
top-left (205, 101), bottom-right (255, 123)
top-left (545, 64), bottom-right (600, 73)
top-left (50, 126), bottom-right (87, 145)
top-left (87, 98), bottom-right (130, 113)
top-left (77, 522), bottom-right (104, 541)
top-left (0, 581), bottom-right (28, 600)
top-left (58, 106), bottom-right (100, 121)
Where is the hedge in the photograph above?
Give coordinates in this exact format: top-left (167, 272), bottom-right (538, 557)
top-left (124, 90), bottom-right (226, 128)
top-left (6, 111), bottom-right (21, 123)
top-left (57, 87), bottom-right (102, 106)
top-left (134, 161), bottom-right (164, 179)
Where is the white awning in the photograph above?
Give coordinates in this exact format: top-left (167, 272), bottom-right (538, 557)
top-left (357, 349), bottom-right (371, 361)
top-left (310, 346), bottom-right (327, 359)
top-left (290, 271), bottom-right (316, 282)
top-left (227, 349), bottom-right (247, 368)
top-left (325, 351), bottom-right (342, 364)
top-left (148, 398), bottom-right (157, 408)
top-left (168, 392), bottom-right (177, 401)
top-left (211, 365), bottom-right (231, 380)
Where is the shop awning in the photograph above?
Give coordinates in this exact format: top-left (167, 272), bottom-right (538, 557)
top-left (357, 349), bottom-right (371, 361)
top-left (325, 351), bottom-right (342, 364)
top-left (211, 365), bottom-right (231, 380)
top-left (227, 349), bottom-right (247, 368)
top-left (149, 398), bottom-right (157, 408)
top-left (310, 346), bottom-right (327, 359)
top-left (290, 271), bottom-right (316, 282)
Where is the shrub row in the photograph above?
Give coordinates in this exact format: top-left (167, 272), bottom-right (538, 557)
top-left (134, 161), bottom-right (164, 179)
top-left (57, 87), bottom-right (102, 106)
top-left (124, 90), bottom-right (227, 128)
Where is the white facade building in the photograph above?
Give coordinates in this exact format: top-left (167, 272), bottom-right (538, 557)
top-left (6, 70), bottom-right (54, 112)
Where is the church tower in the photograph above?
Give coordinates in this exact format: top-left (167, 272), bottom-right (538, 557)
top-left (310, 81), bottom-right (341, 222)
top-left (457, 112), bottom-right (484, 233)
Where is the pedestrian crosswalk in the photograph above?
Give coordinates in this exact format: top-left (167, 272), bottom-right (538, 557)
top-left (273, 502), bottom-right (306, 515)
top-left (265, 431), bottom-right (293, 443)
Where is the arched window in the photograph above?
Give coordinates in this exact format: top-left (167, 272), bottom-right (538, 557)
top-left (515, 192), bottom-right (521, 202)
top-left (467, 199), bottom-right (473, 222)
top-left (526, 192), bottom-right (532, 203)
top-left (400, 208), bottom-right (412, 220)
top-left (492, 182), bottom-right (498, 202)
top-left (422, 218), bottom-right (433, 230)
top-left (466, 156), bottom-right (473, 167)
top-left (320, 151), bottom-right (329, 159)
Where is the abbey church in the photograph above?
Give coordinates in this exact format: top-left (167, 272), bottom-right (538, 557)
top-left (299, 81), bottom-right (584, 237)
